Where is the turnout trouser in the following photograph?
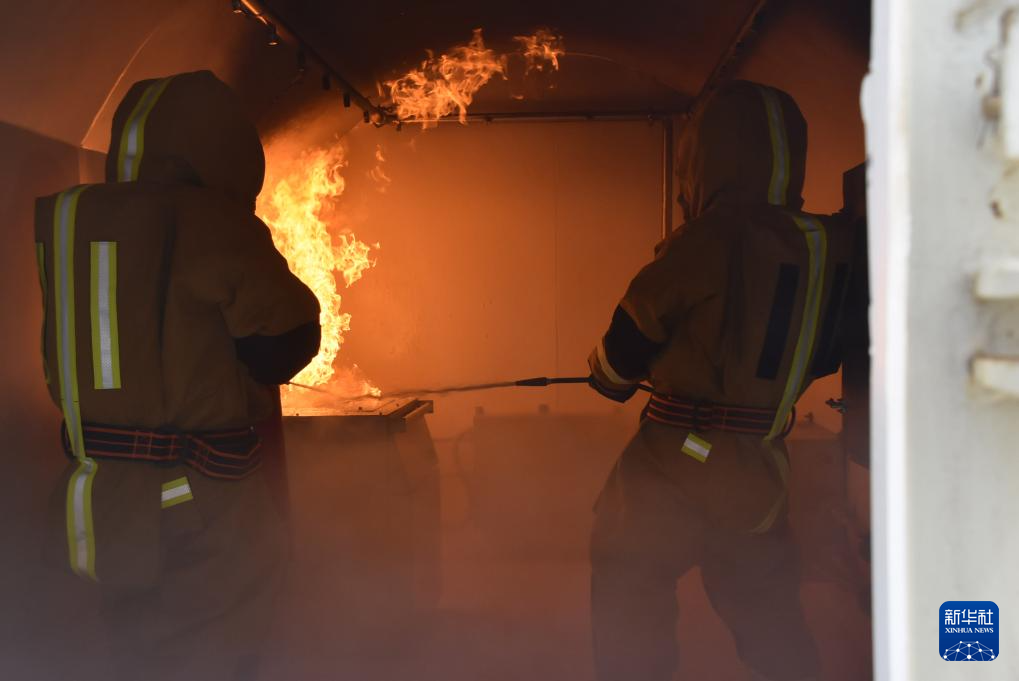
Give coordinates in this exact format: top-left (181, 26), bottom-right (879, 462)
top-left (46, 461), bottom-right (287, 681)
top-left (590, 421), bottom-right (818, 681)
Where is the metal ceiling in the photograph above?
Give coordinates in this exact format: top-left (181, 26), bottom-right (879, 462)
top-left (244, 0), bottom-right (870, 124)
top-left (0, 0), bottom-right (869, 150)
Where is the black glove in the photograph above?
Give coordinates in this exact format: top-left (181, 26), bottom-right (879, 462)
top-left (587, 373), bottom-right (639, 403)
top-left (234, 321), bottom-right (321, 385)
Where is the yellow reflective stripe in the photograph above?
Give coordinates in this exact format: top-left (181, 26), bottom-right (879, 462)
top-left (596, 339), bottom-right (636, 386)
top-left (759, 87), bottom-right (791, 206)
top-left (53, 186), bottom-right (87, 457)
top-left (66, 458), bottom-right (98, 580)
top-left (681, 433), bottom-right (712, 462)
top-left (53, 186), bottom-right (99, 582)
top-left (750, 441), bottom-right (791, 534)
top-left (766, 216), bottom-right (828, 440)
top-left (35, 242), bottom-right (49, 384)
top-left (161, 477), bottom-right (194, 509)
top-left (116, 77), bottom-right (174, 182)
top-left (90, 242), bottom-right (121, 389)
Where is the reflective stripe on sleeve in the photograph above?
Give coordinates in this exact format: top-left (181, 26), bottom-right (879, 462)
top-left (90, 242), bottom-right (121, 389)
top-left (161, 477), bottom-right (194, 509)
top-left (766, 216), bottom-right (828, 440)
top-left (36, 242), bottom-right (49, 384)
top-left (116, 77), bottom-right (174, 182)
top-left (596, 339), bottom-right (637, 386)
top-left (759, 87), bottom-right (791, 207)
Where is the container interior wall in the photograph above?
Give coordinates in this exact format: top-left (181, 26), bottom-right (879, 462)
top-left (333, 119), bottom-right (663, 436)
top-left (312, 2), bottom-right (870, 441)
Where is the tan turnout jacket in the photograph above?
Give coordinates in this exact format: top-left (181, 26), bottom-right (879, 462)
top-left (35, 70), bottom-right (318, 433)
top-left (590, 81), bottom-right (855, 531)
top-left (34, 71), bottom-right (317, 588)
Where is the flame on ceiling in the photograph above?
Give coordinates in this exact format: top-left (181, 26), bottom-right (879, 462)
top-left (382, 28), bottom-right (565, 127)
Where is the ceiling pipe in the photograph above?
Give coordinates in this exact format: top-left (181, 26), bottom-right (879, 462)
top-left (232, 1), bottom-right (696, 129)
top-left (661, 117), bottom-right (675, 239)
top-left (231, 0), bottom-right (390, 125)
top-left (686, 0), bottom-right (773, 117)
top-left (396, 110), bottom-right (682, 125)
top-left (664, 0), bottom-right (772, 235)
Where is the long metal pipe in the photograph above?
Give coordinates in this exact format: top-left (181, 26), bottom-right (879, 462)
top-left (687, 0), bottom-right (773, 116)
top-left (235, 0), bottom-right (768, 129)
top-left (290, 376), bottom-right (651, 401)
top-left (662, 0), bottom-right (771, 236)
top-left (233, 0), bottom-right (388, 123)
top-left (234, 1), bottom-right (694, 130)
top-left (395, 109), bottom-right (682, 126)
top-left (661, 116), bottom-right (675, 238)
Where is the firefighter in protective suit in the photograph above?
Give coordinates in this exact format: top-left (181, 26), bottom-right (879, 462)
top-left (588, 80), bottom-right (854, 681)
top-left (34, 71), bottom-right (320, 681)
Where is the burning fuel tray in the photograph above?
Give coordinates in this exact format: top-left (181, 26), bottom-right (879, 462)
top-left (282, 397), bottom-right (433, 432)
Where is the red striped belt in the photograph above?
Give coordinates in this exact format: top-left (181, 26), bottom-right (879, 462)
top-left (643, 393), bottom-right (790, 436)
top-left (61, 422), bottom-right (262, 480)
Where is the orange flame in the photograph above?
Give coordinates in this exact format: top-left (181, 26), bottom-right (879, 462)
top-left (384, 28), bottom-right (507, 127)
top-left (383, 28), bottom-right (566, 126)
top-left (367, 144), bottom-right (391, 192)
top-left (514, 28), bottom-right (565, 73)
top-left (257, 145), bottom-right (380, 396)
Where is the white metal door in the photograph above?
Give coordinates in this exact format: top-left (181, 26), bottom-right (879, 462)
top-left (867, 1), bottom-right (1019, 679)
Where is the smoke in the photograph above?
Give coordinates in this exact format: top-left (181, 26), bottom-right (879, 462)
top-left (253, 407), bottom-right (633, 680)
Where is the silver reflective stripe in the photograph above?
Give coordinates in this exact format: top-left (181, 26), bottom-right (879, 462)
top-left (120, 81), bottom-right (165, 181)
top-left (56, 187), bottom-right (85, 456)
top-left (789, 221), bottom-right (826, 393)
top-left (162, 487), bottom-right (190, 503)
top-left (71, 459), bottom-right (96, 573)
top-left (161, 477), bottom-right (194, 509)
top-left (760, 87), bottom-right (790, 206)
top-left (751, 442), bottom-right (791, 534)
top-left (95, 243), bottom-right (115, 388)
top-left (161, 483), bottom-right (191, 504)
top-left (596, 339), bottom-right (635, 386)
top-left (681, 434), bottom-right (712, 462)
top-left (766, 215), bottom-right (828, 440)
top-left (54, 186), bottom-right (98, 581)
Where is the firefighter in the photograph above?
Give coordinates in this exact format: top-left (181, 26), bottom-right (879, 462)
top-left (587, 80), bottom-right (854, 681)
top-left (34, 71), bottom-right (320, 681)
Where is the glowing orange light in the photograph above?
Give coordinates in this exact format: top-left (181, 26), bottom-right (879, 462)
top-left (368, 144), bottom-right (391, 192)
top-left (384, 28), bottom-right (507, 127)
top-left (382, 28), bottom-right (566, 127)
top-left (256, 145), bottom-right (380, 397)
top-left (514, 28), bottom-right (565, 73)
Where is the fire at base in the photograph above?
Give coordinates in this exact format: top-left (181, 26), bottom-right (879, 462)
top-left (257, 145), bottom-right (380, 399)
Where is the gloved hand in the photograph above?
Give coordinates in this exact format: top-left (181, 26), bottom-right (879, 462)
top-left (587, 346), bottom-right (640, 403)
top-left (234, 321), bottom-right (321, 385)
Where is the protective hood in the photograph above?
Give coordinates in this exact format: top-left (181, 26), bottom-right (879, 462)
top-left (105, 70), bottom-right (264, 208)
top-left (676, 80), bottom-right (807, 220)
